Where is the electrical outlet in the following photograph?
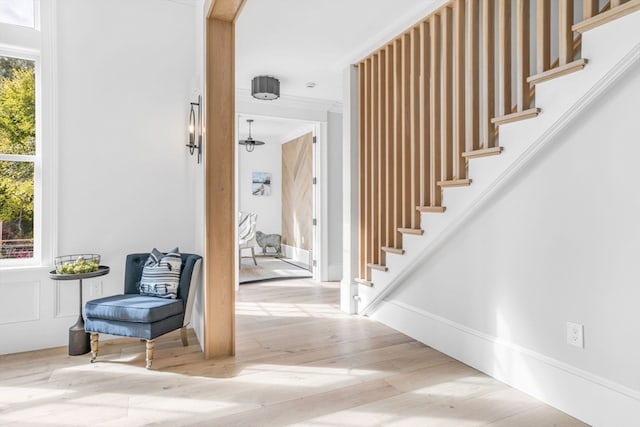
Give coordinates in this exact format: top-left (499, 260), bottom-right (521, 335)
top-left (566, 322), bottom-right (584, 348)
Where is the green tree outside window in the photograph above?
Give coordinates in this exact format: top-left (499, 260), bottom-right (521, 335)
top-left (0, 56), bottom-right (35, 259)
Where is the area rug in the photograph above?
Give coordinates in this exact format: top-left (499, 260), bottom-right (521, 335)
top-left (239, 257), bottom-right (312, 284)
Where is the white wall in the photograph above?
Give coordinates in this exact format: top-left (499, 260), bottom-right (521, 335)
top-left (374, 59), bottom-right (640, 425)
top-left (238, 130), bottom-right (282, 238)
top-left (0, 0), bottom-right (200, 355)
top-left (326, 112), bottom-right (343, 281)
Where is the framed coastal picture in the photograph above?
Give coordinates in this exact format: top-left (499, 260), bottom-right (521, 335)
top-left (252, 171), bottom-right (272, 196)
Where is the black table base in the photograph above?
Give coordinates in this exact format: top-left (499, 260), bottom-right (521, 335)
top-left (49, 266), bottom-right (110, 356)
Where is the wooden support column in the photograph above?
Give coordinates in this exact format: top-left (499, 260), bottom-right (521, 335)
top-left (583, 0), bottom-right (599, 19)
top-left (498, 0), bottom-right (512, 117)
top-left (363, 59), bottom-right (372, 278)
top-left (378, 51), bottom-right (387, 261)
top-left (370, 55), bottom-right (379, 266)
top-left (481, 0), bottom-right (495, 148)
top-left (385, 44), bottom-right (395, 251)
top-left (559, 0), bottom-right (574, 65)
top-left (419, 21), bottom-right (431, 207)
top-left (466, 0), bottom-right (480, 152)
top-left (410, 27), bottom-right (421, 228)
top-left (203, 0), bottom-right (246, 358)
top-left (401, 34), bottom-right (411, 229)
top-left (430, 13), bottom-right (442, 207)
top-left (536, 0), bottom-right (550, 74)
top-left (441, 7), bottom-right (453, 182)
top-left (358, 63), bottom-right (366, 279)
top-left (516, 0), bottom-right (531, 111)
top-left (393, 39), bottom-right (403, 248)
top-left (453, 0), bottom-right (465, 180)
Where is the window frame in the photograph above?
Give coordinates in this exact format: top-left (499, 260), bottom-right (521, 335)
top-left (0, 0), bottom-right (55, 269)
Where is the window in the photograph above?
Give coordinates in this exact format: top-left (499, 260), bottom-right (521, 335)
top-left (0, 0), bottom-right (35, 28)
top-left (0, 0), bottom-right (53, 268)
top-left (0, 55), bottom-right (35, 260)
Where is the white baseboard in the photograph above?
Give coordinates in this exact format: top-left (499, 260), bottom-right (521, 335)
top-left (371, 300), bottom-right (640, 427)
top-left (283, 245), bottom-right (311, 267)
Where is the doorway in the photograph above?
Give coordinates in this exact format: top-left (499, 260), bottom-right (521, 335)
top-left (236, 114), bottom-right (324, 282)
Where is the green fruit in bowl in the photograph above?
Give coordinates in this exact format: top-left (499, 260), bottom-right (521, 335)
top-left (56, 256), bottom-right (100, 274)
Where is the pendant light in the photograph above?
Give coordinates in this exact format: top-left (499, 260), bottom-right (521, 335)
top-left (238, 119), bottom-right (266, 152)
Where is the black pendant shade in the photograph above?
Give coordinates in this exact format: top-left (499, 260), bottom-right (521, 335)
top-left (238, 119), bottom-right (266, 152)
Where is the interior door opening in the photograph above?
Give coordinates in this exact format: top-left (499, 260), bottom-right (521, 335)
top-left (235, 114), bottom-right (325, 285)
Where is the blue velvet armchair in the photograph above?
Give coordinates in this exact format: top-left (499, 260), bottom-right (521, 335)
top-left (84, 252), bottom-right (202, 368)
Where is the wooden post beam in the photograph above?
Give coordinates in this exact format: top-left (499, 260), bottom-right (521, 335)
top-left (203, 0), bottom-right (246, 359)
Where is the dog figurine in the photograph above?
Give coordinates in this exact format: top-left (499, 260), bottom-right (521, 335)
top-left (255, 231), bottom-right (282, 255)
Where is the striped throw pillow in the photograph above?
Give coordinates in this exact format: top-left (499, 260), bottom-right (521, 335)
top-left (139, 247), bottom-right (182, 299)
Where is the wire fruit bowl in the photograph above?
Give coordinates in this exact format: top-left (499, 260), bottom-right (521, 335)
top-left (55, 254), bottom-right (101, 274)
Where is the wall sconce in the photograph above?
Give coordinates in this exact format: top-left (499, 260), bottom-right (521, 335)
top-left (187, 95), bottom-right (202, 163)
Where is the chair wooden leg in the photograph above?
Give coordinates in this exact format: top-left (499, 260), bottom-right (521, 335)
top-left (180, 327), bottom-right (188, 347)
top-left (90, 333), bottom-right (99, 363)
top-left (251, 247), bottom-right (257, 265)
top-left (145, 340), bottom-right (155, 369)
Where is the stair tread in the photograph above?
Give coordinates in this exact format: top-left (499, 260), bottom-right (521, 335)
top-left (398, 227), bottom-right (424, 235)
top-left (355, 278), bottom-right (374, 287)
top-left (438, 179), bottom-right (472, 187)
top-left (367, 263), bottom-right (388, 272)
top-left (416, 205), bottom-right (446, 213)
top-left (573, 1), bottom-right (640, 33)
top-left (462, 147), bottom-right (503, 159)
top-left (382, 246), bottom-right (405, 255)
top-left (492, 108), bottom-right (541, 126)
top-left (527, 58), bottom-right (588, 85)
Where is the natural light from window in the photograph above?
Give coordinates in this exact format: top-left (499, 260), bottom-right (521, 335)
top-left (0, 56), bottom-right (36, 260)
top-left (0, 0), bottom-right (34, 28)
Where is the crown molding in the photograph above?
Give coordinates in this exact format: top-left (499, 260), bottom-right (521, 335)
top-left (236, 88), bottom-right (343, 115)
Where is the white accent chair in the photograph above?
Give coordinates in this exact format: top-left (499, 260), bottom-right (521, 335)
top-left (239, 212), bottom-right (258, 266)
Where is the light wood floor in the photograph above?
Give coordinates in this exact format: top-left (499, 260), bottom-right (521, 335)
top-left (0, 279), bottom-right (587, 426)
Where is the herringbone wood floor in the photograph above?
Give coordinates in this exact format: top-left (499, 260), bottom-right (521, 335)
top-left (0, 279), bottom-right (587, 426)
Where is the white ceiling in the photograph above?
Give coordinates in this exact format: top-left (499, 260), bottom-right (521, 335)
top-left (233, 0), bottom-right (446, 144)
top-left (235, 0), bottom-right (446, 102)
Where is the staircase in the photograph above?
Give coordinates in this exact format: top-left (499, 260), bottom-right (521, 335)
top-left (354, 0), bottom-right (640, 315)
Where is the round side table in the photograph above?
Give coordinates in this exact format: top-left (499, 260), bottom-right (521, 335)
top-left (48, 266), bottom-right (110, 356)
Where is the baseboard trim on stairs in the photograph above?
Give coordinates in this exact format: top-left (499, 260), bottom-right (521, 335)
top-left (360, 41), bottom-right (640, 317)
top-left (372, 300), bottom-right (640, 427)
